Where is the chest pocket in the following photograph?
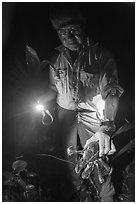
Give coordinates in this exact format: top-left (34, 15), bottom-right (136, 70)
top-left (80, 71), bottom-right (100, 101)
top-left (80, 70), bottom-right (99, 88)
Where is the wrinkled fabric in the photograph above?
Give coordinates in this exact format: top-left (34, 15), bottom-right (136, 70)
top-left (50, 37), bottom-right (124, 140)
top-left (100, 177), bottom-right (115, 201)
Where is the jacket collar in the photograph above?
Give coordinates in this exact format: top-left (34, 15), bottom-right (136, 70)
top-left (55, 45), bottom-right (66, 53)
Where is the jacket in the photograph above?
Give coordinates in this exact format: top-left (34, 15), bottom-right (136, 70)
top-left (50, 37), bottom-right (124, 127)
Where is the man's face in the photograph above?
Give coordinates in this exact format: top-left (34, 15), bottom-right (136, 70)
top-left (57, 24), bottom-right (84, 51)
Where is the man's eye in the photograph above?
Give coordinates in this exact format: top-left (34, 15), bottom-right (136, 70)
top-left (70, 29), bottom-right (75, 33)
top-left (71, 28), bottom-right (81, 34)
top-left (59, 30), bottom-right (67, 35)
top-left (72, 26), bottom-right (81, 31)
top-left (58, 27), bottom-right (81, 36)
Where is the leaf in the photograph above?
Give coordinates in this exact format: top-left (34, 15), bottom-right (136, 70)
top-left (112, 138), bottom-right (135, 160)
top-left (26, 45), bottom-right (40, 61)
top-left (112, 123), bottom-right (134, 138)
top-left (25, 45), bottom-right (40, 76)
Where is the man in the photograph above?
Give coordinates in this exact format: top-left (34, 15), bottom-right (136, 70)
top-left (43, 5), bottom-right (124, 201)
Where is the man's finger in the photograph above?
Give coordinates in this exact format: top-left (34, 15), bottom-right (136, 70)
top-left (104, 136), bottom-right (111, 155)
top-left (84, 137), bottom-right (93, 149)
top-left (108, 140), bottom-right (116, 155)
top-left (99, 136), bottom-right (105, 157)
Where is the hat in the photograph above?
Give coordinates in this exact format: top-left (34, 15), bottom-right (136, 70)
top-left (49, 4), bottom-right (86, 30)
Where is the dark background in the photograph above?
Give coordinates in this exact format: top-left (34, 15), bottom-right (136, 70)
top-left (2, 2), bottom-right (135, 201)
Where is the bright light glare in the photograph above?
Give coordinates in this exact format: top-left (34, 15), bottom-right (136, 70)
top-left (35, 104), bottom-right (44, 112)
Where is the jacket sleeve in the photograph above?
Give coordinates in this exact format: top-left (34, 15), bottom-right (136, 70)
top-left (49, 53), bottom-right (58, 93)
top-left (98, 49), bottom-right (124, 100)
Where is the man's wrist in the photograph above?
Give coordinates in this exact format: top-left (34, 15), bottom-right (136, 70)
top-left (99, 121), bottom-right (116, 136)
top-left (100, 120), bottom-right (115, 127)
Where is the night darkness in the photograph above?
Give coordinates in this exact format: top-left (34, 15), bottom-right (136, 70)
top-left (2, 2), bottom-right (135, 202)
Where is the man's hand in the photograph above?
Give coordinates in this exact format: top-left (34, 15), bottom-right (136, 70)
top-left (84, 132), bottom-right (116, 157)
